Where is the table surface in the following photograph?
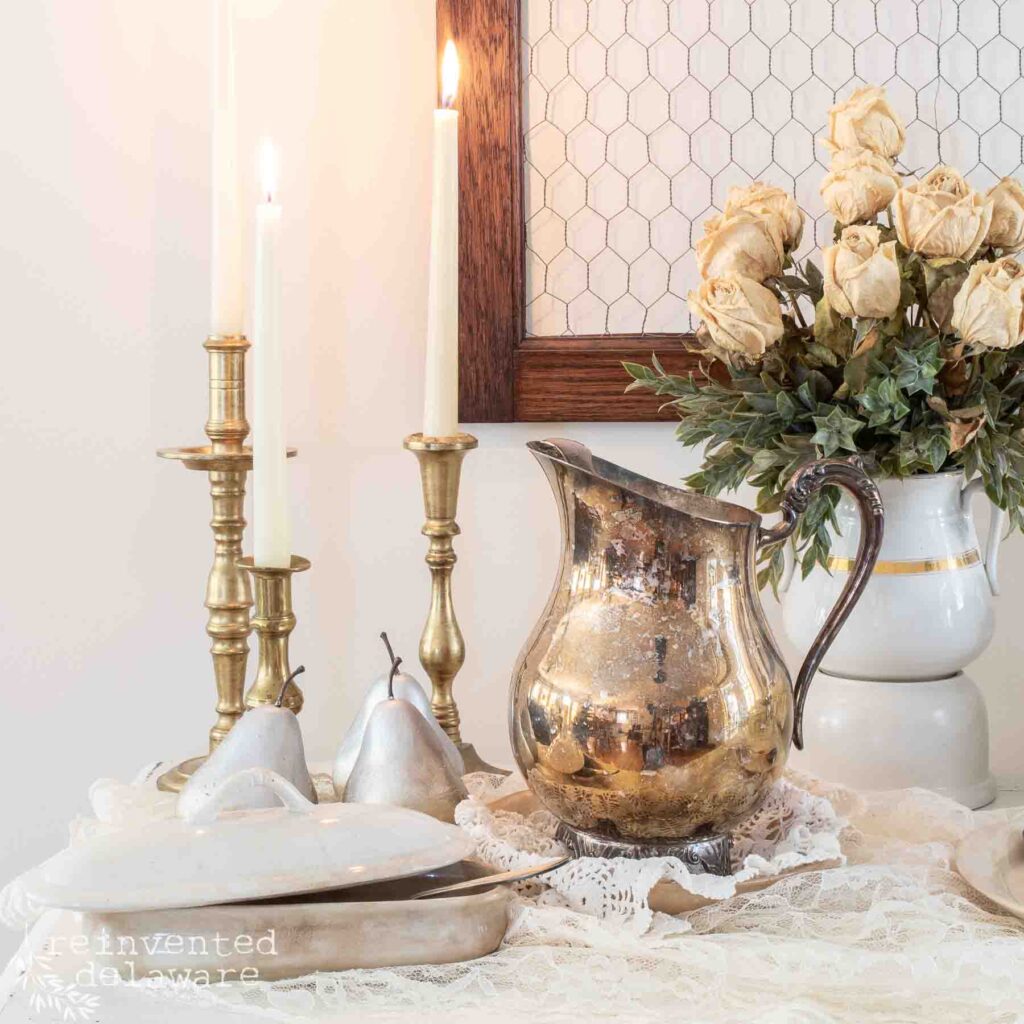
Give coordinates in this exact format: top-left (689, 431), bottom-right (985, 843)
top-left (3, 774), bottom-right (1024, 1024)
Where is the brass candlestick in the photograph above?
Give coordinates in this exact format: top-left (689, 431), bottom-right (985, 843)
top-left (404, 432), bottom-right (505, 775)
top-left (238, 556), bottom-right (310, 713)
top-left (156, 335), bottom-right (295, 793)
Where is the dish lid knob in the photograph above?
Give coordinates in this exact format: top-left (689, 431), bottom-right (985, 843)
top-left (182, 767), bottom-right (316, 825)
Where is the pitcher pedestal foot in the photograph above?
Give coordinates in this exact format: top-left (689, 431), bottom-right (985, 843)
top-left (791, 669), bottom-right (996, 809)
top-left (555, 823), bottom-right (732, 875)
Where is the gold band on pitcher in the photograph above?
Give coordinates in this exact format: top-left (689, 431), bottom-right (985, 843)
top-left (826, 549), bottom-right (981, 575)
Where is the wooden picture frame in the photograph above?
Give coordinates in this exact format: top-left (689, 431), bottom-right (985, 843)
top-left (439, 0), bottom-right (702, 423)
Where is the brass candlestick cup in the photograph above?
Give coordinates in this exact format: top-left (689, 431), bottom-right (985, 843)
top-left (404, 432), bottom-right (503, 775)
top-left (238, 556), bottom-right (310, 714)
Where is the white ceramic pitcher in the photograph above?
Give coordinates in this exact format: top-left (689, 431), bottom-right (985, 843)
top-left (781, 472), bottom-right (1005, 680)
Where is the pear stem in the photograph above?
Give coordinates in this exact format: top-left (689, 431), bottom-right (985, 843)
top-left (380, 631), bottom-right (398, 667)
top-left (275, 665), bottom-right (306, 708)
top-left (380, 632), bottom-right (403, 699)
top-left (388, 657), bottom-right (403, 700)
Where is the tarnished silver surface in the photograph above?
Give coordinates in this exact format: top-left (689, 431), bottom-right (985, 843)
top-left (556, 823), bottom-right (732, 875)
top-left (411, 856), bottom-right (570, 899)
top-left (510, 439), bottom-right (883, 853)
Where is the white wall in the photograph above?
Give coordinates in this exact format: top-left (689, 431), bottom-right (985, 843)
top-left (1, 0), bottom-right (1022, 964)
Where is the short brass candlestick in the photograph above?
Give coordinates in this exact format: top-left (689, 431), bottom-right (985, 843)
top-left (238, 556), bottom-right (310, 713)
top-left (404, 432), bottom-right (505, 775)
top-left (156, 335), bottom-right (295, 793)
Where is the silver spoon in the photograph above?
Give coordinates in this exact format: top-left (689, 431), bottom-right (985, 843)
top-left (411, 856), bottom-right (570, 900)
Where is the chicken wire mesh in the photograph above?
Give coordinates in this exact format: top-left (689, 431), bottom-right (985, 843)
top-left (522, 0), bottom-right (1024, 336)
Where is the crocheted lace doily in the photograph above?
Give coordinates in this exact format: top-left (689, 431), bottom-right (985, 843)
top-left (455, 770), bottom-right (845, 931)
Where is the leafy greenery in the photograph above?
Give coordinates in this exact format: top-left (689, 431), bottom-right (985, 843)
top-left (625, 251), bottom-right (1024, 593)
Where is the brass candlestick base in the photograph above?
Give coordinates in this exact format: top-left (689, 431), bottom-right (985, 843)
top-left (156, 756), bottom-right (208, 794)
top-left (404, 432), bottom-right (507, 776)
top-left (156, 335), bottom-right (296, 794)
top-left (238, 556), bottom-right (310, 713)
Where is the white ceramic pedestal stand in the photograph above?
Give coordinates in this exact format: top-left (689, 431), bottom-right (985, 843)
top-left (790, 670), bottom-right (996, 808)
top-left (782, 472), bottom-right (1006, 810)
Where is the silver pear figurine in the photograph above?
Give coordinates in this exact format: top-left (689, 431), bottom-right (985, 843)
top-left (178, 667), bottom-right (316, 818)
top-left (333, 634), bottom-right (464, 796)
top-left (344, 652), bottom-right (468, 822)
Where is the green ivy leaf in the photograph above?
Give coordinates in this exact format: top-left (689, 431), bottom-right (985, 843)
top-left (776, 390), bottom-right (797, 423)
top-left (894, 339), bottom-right (941, 395)
top-left (810, 406), bottom-right (864, 456)
top-left (856, 375), bottom-right (911, 427)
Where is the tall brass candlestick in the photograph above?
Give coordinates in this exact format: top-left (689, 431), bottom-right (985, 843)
top-left (404, 433), bottom-right (504, 775)
top-left (156, 336), bottom-right (294, 793)
top-left (238, 556), bottom-right (310, 713)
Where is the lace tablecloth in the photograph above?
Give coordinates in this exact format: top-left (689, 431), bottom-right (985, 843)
top-left (4, 768), bottom-right (1024, 1024)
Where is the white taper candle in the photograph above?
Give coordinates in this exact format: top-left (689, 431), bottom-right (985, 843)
top-left (210, 0), bottom-right (244, 336)
top-left (423, 41), bottom-right (461, 438)
top-left (252, 140), bottom-right (290, 568)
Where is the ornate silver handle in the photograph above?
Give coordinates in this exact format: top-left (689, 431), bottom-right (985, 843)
top-left (758, 458), bottom-right (885, 750)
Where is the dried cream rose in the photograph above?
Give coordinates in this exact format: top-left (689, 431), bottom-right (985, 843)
top-left (892, 166), bottom-right (994, 259)
top-left (951, 257), bottom-right (1024, 350)
top-left (696, 212), bottom-right (784, 282)
top-left (723, 182), bottom-right (805, 250)
top-left (823, 225), bottom-right (901, 319)
top-left (826, 86), bottom-right (905, 159)
top-left (986, 177), bottom-right (1024, 252)
top-left (820, 147), bottom-right (901, 225)
top-left (687, 275), bottom-right (784, 360)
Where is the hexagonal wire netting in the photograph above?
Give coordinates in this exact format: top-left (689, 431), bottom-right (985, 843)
top-left (523, 0), bottom-right (1024, 336)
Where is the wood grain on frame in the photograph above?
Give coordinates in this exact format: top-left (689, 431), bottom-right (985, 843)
top-left (515, 338), bottom-right (705, 421)
top-left (439, 0), bottom-right (698, 422)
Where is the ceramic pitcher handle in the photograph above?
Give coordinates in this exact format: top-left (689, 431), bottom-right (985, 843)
top-left (758, 457), bottom-right (885, 750)
top-left (961, 477), bottom-right (1008, 597)
top-left (182, 767), bottom-right (316, 825)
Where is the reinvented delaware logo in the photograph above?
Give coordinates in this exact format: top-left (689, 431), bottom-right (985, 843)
top-left (14, 945), bottom-right (100, 1022)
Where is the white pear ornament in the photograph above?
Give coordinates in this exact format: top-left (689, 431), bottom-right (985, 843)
top-left (332, 633), bottom-right (464, 797)
top-left (343, 651), bottom-right (468, 823)
top-left (178, 667), bottom-right (317, 818)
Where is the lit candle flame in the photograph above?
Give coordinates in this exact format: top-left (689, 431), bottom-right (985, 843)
top-left (259, 138), bottom-right (278, 203)
top-left (440, 40), bottom-right (459, 109)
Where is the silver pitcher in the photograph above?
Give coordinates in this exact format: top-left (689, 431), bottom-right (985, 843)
top-left (509, 440), bottom-right (884, 873)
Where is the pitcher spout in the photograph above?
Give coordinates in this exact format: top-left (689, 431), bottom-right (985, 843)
top-left (527, 438), bottom-right (760, 528)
